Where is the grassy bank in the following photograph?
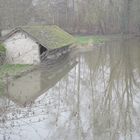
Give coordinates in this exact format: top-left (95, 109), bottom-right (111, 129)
top-left (0, 64), bottom-right (33, 79)
top-left (75, 35), bottom-right (107, 45)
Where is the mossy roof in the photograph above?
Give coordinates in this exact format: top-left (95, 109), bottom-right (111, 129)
top-left (2, 25), bottom-right (75, 50)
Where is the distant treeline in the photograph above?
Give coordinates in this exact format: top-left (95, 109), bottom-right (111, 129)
top-left (0, 0), bottom-right (140, 35)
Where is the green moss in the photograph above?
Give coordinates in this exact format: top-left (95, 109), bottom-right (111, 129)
top-left (0, 44), bottom-right (6, 53)
top-left (0, 80), bottom-right (4, 96)
top-left (0, 64), bottom-right (33, 79)
top-left (46, 25), bottom-right (76, 49)
top-left (75, 35), bottom-right (106, 45)
top-left (21, 25), bottom-right (76, 49)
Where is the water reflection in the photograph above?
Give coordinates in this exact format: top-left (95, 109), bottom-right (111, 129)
top-left (0, 38), bottom-right (140, 140)
top-left (84, 38), bottom-right (140, 140)
top-left (5, 56), bottom-right (77, 106)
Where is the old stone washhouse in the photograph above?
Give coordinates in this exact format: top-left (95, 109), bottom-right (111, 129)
top-left (0, 25), bottom-right (75, 64)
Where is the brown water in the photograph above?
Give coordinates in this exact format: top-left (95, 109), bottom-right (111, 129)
top-left (1, 38), bottom-right (140, 140)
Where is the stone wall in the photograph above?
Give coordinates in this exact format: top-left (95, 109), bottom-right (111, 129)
top-left (3, 32), bottom-right (40, 64)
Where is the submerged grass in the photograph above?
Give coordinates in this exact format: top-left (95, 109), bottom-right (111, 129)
top-left (75, 35), bottom-right (107, 45)
top-left (0, 64), bottom-right (33, 79)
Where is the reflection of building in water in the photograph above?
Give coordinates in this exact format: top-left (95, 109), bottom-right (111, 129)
top-left (6, 71), bottom-right (41, 105)
top-left (5, 56), bottom-right (77, 106)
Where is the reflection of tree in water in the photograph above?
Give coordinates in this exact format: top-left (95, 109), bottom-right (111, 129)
top-left (84, 38), bottom-right (140, 140)
top-left (1, 39), bottom-right (140, 140)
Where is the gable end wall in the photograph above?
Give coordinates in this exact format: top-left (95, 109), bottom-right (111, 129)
top-left (3, 31), bottom-right (40, 64)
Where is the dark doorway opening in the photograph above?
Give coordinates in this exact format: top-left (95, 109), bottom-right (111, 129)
top-left (39, 44), bottom-right (47, 55)
top-left (39, 44), bottom-right (48, 62)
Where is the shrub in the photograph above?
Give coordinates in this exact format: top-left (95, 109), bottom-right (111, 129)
top-left (0, 43), bottom-right (6, 53)
top-left (0, 43), bottom-right (6, 65)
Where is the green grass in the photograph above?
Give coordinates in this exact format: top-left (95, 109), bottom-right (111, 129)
top-left (0, 64), bottom-right (33, 79)
top-left (0, 44), bottom-right (6, 53)
top-left (75, 35), bottom-right (106, 45)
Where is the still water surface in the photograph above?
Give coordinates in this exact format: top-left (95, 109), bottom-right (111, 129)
top-left (0, 38), bottom-right (140, 140)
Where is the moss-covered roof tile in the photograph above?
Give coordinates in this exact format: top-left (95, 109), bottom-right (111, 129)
top-left (21, 25), bottom-right (75, 49)
top-left (1, 25), bottom-right (75, 50)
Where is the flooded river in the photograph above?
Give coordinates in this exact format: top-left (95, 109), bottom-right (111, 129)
top-left (0, 38), bottom-right (140, 140)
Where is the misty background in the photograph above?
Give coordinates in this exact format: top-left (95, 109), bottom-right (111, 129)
top-left (0, 0), bottom-right (140, 35)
